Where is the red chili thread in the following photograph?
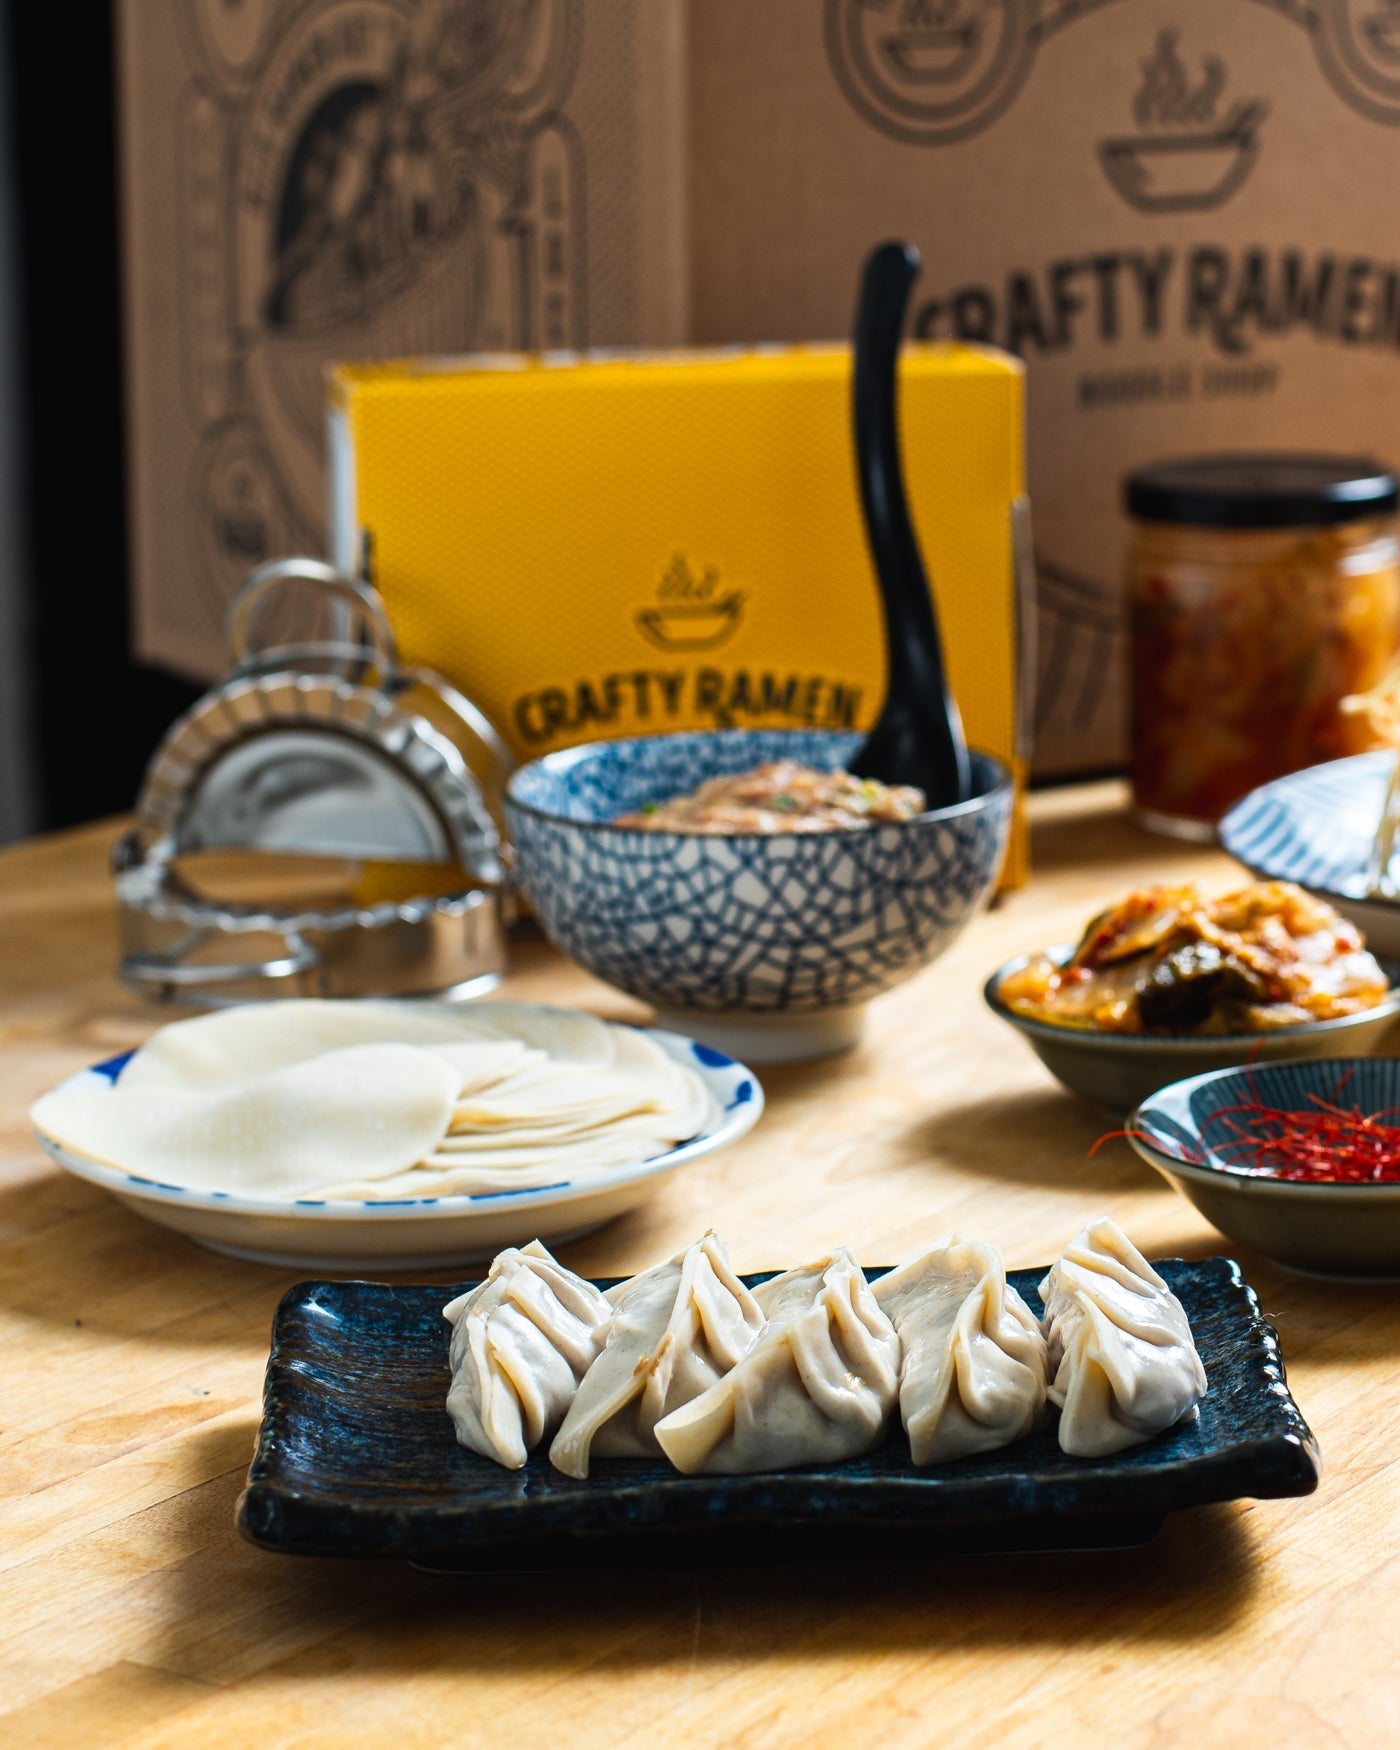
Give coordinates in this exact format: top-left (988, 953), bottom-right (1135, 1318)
top-left (1091, 1068), bottom-right (1400, 1184)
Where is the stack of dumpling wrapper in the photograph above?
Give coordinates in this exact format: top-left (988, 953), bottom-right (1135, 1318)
top-left (30, 1000), bottom-right (716, 1199)
top-left (443, 1216), bottom-right (1208, 1476)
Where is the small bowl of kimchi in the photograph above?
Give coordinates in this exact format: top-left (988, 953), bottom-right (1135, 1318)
top-left (984, 881), bottom-right (1400, 1114)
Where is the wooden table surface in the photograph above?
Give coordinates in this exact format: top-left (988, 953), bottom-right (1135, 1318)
top-left (3, 786), bottom-right (1397, 1749)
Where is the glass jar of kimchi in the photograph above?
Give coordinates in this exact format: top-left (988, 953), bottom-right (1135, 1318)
top-left (1126, 454), bottom-right (1400, 839)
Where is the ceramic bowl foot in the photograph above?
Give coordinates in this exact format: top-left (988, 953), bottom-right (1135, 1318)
top-left (652, 1005), bottom-right (866, 1064)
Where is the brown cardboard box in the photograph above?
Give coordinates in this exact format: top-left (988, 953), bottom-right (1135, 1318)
top-left (115, 0), bottom-right (686, 678)
top-left (121, 2), bottom-right (1400, 778)
top-left (687, 0), bottom-right (1400, 773)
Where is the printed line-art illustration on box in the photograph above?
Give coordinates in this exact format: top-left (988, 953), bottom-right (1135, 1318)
top-left (827, 0), bottom-right (1400, 149)
top-left (175, 0), bottom-right (584, 633)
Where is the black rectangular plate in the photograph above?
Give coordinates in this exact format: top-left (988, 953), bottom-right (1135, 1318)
top-left (237, 1259), bottom-right (1320, 1570)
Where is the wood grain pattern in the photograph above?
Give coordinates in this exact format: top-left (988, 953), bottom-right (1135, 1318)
top-left (2, 790), bottom-right (1397, 1748)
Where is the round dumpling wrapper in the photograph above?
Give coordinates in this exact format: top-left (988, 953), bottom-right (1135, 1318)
top-left (30, 1042), bottom-right (459, 1196)
top-left (116, 999), bottom-right (526, 1094)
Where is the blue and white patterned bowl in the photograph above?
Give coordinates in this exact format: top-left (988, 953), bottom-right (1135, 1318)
top-left (30, 1020), bottom-right (764, 1271)
top-left (1128, 1058), bottom-right (1400, 1278)
top-left (505, 729), bottom-right (1013, 1061)
top-left (1221, 752), bottom-right (1400, 956)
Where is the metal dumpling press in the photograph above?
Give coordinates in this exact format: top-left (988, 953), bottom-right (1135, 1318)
top-left (113, 558), bottom-right (512, 1005)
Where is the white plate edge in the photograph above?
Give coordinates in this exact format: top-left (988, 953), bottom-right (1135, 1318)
top-left (31, 1020), bottom-right (765, 1224)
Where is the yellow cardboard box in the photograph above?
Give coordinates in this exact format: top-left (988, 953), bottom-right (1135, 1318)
top-left (329, 343), bottom-right (1029, 883)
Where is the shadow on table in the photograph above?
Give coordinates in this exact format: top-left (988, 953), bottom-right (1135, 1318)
top-left (892, 1085), bottom-right (1160, 1192)
top-left (330, 1506), bottom-right (1262, 1668)
top-left (147, 1442), bottom-right (1264, 1692)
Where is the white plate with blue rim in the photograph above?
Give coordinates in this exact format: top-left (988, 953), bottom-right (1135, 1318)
top-left (1220, 752), bottom-right (1400, 956)
top-left (31, 1030), bottom-right (764, 1272)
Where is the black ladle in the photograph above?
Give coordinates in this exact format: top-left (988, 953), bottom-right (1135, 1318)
top-left (848, 240), bottom-right (972, 809)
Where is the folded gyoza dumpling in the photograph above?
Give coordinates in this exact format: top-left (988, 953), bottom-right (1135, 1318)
top-left (653, 1248), bottom-right (901, 1476)
top-left (443, 1241), bottom-right (612, 1469)
top-left (873, 1236), bottom-right (1047, 1464)
top-left (548, 1232), bottom-right (764, 1478)
top-left (1040, 1217), bottom-right (1207, 1458)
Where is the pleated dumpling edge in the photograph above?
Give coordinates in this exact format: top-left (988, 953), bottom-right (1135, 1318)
top-left (653, 1247), bottom-right (901, 1476)
top-left (1039, 1216), bottom-right (1207, 1458)
top-left (443, 1240), bottom-right (613, 1469)
top-left (548, 1231), bottom-right (764, 1479)
top-left (874, 1234), bottom-right (1047, 1465)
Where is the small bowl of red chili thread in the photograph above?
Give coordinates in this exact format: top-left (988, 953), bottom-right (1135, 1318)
top-left (1122, 1058), bottom-right (1400, 1278)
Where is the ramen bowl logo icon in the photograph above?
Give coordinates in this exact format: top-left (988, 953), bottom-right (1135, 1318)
top-left (634, 555), bottom-right (746, 653)
top-left (1098, 29), bottom-right (1268, 213)
top-left (870, 0), bottom-right (983, 84)
top-left (825, 0), bottom-right (1037, 146)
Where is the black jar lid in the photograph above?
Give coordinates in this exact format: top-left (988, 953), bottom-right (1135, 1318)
top-left (1124, 453), bottom-right (1399, 529)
